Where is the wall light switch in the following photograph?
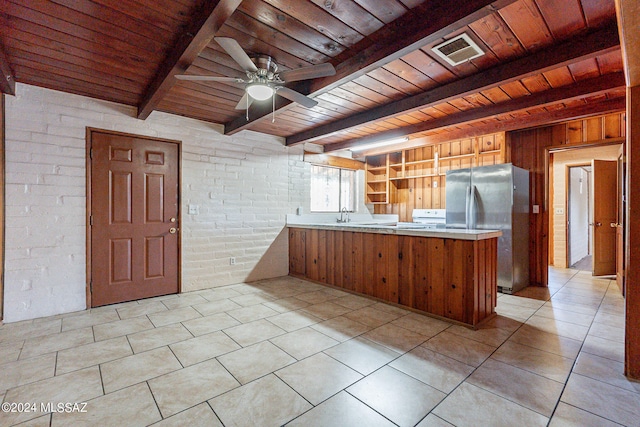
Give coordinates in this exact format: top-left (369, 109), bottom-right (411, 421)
top-left (532, 205), bottom-right (540, 214)
top-left (188, 204), bottom-right (199, 215)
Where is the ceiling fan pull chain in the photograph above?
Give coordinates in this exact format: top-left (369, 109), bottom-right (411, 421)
top-left (272, 93), bottom-right (276, 123)
top-left (246, 94), bottom-right (249, 121)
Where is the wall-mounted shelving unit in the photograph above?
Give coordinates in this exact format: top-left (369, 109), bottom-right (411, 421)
top-left (365, 154), bottom-right (390, 204)
top-left (365, 132), bottom-right (507, 219)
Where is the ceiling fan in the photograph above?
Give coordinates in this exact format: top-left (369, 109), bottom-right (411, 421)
top-left (176, 37), bottom-right (336, 116)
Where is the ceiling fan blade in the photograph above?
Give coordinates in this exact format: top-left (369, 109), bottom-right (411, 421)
top-left (235, 92), bottom-right (254, 110)
top-left (175, 75), bottom-right (245, 83)
top-left (276, 86), bottom-right (318, 109)
top-left (215, 37), bottom-right (258, 73)
top-left (279, 63), bottom-right (336, 83)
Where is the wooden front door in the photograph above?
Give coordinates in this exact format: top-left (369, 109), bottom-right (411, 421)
top-left (90, 130), bottom-right (180, 307)
top-left (591, 159), bottom-right (617, 276)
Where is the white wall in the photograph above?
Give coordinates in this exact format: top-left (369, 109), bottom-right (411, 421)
top-left (3, 83), bottom-right (307, 322)
top-left (568, 167), bottom-right (590, 265)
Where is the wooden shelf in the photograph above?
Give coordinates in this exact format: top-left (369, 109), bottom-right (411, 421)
top-left (439, 153), bottom-right (475, 161)
top-left (406, 173), bottom-right (443, 179)
top-left (479, 149), bottom-right (501, 156)
top-left (367, 179), bottom-right (387, 184)
top-left (366, 191), bottom-right (387, 195)
top-left (367, 165), bottom-right (387, 171)
top-left (404, 159), bottom-right (435, 166)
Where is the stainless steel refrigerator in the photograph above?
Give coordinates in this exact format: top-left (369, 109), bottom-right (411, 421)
top-left (445, 163), bottom-right (530, 294)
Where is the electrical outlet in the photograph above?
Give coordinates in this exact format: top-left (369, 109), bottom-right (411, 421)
top-left (188, 204), bottom-right (199, 215)
top-left (230, 257), bottom-right (236, 265)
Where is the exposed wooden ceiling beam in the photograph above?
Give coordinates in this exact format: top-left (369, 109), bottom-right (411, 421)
top-left (324, 72), bottom-right (626, 152)
top-left (224, 0), bottom-right (518, 135)
top-left (289, 21), bottom-right (620, 146)
top-left (420, 97), bottom-right (625, 146)
top-left (370, 97), bottom-right (626, 154)
top-left (0, 42), bottom-right (15, 95)
top-left (615, 0), bottom-right (640, 86)
top-left (137, 0), bottom-right (242, 120)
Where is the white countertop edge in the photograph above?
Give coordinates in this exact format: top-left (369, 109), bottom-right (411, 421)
top-left (288, 224), bottom-right (502, 241)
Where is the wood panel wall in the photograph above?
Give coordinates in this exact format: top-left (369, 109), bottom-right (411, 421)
top-left (625, 84), bottom-right (640, 379)
top-left (510, 112), bottom-right (626, 286)
top-left (289, 227), bottom-right (497, 326)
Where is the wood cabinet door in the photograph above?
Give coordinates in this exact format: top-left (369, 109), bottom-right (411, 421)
top-left (90, 131), bottom-right (180, 307)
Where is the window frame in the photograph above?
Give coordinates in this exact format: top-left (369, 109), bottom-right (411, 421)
top-left (310, 164), bottom-right (356, 213)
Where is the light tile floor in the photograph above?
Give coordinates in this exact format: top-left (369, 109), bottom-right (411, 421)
top-left (1, 268), bottom-right (638, 426)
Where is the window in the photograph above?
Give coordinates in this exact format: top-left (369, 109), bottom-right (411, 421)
top-left (310, 165), bottom-right (356, 212)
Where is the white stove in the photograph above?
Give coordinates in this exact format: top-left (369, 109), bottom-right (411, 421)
top-left (411, 209), bottom-right (447, 229)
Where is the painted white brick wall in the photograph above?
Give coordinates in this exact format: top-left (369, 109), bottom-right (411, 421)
top-left (3, 83), bottom-right (306, 322)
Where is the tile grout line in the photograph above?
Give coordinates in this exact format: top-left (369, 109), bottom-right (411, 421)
top-left (419, 271), bottom-right (588, 425)
top-left (543, 273), bottom-right (626, 425)
top-left (145, 379), bottom-right (166, 421)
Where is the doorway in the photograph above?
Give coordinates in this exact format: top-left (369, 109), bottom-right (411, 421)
top-left (87, 129), bottom-right (181, 307)
top-left (567, 165), bottom-right (591, 270)
top-left (549, 144), bottom-right (621, 275)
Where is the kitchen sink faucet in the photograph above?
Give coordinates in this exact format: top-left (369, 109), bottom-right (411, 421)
top-left (338, 207), bottom-right (350, 223)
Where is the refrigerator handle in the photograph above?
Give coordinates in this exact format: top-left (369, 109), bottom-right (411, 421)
top-left (465, 185), bottom-right (471, 229)
top-left (469, 185), bottom-right (477, 229)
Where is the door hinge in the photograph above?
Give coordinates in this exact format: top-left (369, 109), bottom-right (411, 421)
top-left (89, 281), bottom-right (92, 292)
top-left (89, 215), bottom-right (93, 226)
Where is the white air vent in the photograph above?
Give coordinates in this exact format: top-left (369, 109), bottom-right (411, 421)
top-left (432, 33), bottom-right (484, 66)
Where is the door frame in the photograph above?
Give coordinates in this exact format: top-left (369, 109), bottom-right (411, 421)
top-left (1, 95), bottom-right (5, 322)
top-left (617, 143), bottom-right (626, 294)
top-left (544, 138), bottom-right (624, 277)
top-left (85, 128), bottom-right (182, 308)
top-left (565, 163), bottom-right (591, 268)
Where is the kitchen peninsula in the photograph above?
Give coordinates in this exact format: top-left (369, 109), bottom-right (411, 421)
top-left (288, 222), bottom-right (500, 327)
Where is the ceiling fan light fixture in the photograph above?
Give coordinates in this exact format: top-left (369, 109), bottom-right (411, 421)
top-left (247, 83), bottom-right (274, 101)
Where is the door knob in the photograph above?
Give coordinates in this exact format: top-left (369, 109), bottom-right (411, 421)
top-left (169, 217), bottom-right (176, 223)
top-left (610, 222), bottom-right (618, 227)
top-left (169, 227), bottom-right (177, 234)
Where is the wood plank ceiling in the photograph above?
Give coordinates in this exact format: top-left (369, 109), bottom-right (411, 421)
top-left (0, 0), bottom-right (624, 153)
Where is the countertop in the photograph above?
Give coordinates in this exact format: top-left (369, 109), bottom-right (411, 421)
top-left (288, 222), bottom-right (501, 241)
